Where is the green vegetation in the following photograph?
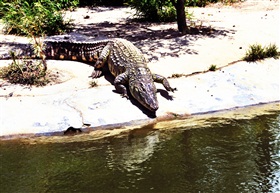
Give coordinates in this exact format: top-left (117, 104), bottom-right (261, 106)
top-left (243, 43), bottom-right (280, 62)
top-left (125, 0), bottom-right (177, 22)
top-left (0, 52), bottom-right (49, 86)
top-left (208, 64), bottom-right (217, 71)
top-left (125, 0), bottom-right (242, 22)
top-left (0, 38), bottom-right (49, 86)
top-left (0, 0), bottom-right (77, 36)
top-left (263, 44), bottom-right (280, 59)
top-left (0, 0), bottom-right (78, 86)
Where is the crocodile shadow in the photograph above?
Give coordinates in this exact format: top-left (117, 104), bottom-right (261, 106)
top-left (157, 89), bottom-right (175, 101)
top-left (126, 91), bottom-right (157, 118)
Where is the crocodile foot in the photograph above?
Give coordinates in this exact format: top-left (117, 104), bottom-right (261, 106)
top-left (91, 69), bottom-right (103, 78)
top-left (169, 87), bottom-right (177, 92)
top-left (121, 93), bottom-right (129, 99)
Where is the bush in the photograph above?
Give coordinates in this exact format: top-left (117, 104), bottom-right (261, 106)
top-left (264, 44), bottom-right (279, 59)
top-left (243, 43), bottom-right (280, 62)
top-left (125, 0), bottom-right (177, 22)
top-left (125, 0), bottom-right (242, 22)
top-left (0, 53), bottom-right (49, 86)
top-left (0, 0), bottom-right (78, 36)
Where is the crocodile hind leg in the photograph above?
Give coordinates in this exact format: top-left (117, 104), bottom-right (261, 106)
top-left (152, 74), bottom-right (177, 92)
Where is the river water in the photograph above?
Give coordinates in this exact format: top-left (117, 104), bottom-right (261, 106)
top-left (0, 111), bottom-right (279, 193)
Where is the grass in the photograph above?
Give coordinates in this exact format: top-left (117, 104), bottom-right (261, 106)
top-left (264, 44), bottom-right (279, 59)
top-left (243, 43), bottom-right (280, 62)
top-left (89, 80), bottom-right (98, 88)
top-left (209, 64), bottom-right (217, 71)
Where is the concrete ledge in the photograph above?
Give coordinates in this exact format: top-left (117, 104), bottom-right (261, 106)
top-left (0, 58), bottom-right (279, 137)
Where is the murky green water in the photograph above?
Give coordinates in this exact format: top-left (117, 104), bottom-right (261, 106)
top-left (1, 112), bottom-right (279, 193)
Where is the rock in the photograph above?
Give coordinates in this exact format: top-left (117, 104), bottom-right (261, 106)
top-left (64, 127), bottom-right (82, 135)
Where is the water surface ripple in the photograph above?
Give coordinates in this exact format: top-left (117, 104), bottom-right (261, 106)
top-left (0, 112), bottom-right (279, 193)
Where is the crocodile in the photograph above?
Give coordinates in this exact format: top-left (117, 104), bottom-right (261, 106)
top-left (1, 37), bottom-right (176, 112)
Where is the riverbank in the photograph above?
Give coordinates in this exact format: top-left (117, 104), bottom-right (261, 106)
top-left (0, 0), bottom-right (279, 139)
top-left (1, 58), bottom-right (279, 139)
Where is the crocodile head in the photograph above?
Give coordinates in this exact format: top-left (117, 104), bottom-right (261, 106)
top-left (129, 69), bottom-right (159, 112)
top-left (129, 81), bottom-right (159, 112)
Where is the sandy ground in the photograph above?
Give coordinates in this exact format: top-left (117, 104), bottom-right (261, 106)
top-left (0, 0), bottom-right (279, 139)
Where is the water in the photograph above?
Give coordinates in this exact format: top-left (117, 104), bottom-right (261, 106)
top-left (0, 112), bottom-right (279, 193)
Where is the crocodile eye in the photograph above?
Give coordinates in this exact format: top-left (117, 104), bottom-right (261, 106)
top-left (134, 87), bottom-right (139, 92)
top-left (137, 67), bottom-right (147, 75)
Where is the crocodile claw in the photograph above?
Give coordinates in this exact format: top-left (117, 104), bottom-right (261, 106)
top-left (91, 69), bottom-right (103, 78)
top-left (170, 87), bottom-right (177, 92)
top-left (121, 93), bottom-right (129, 99)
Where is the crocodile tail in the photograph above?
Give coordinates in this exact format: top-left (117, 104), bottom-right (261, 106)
top-left (44, 40), bottom-right (107, 63)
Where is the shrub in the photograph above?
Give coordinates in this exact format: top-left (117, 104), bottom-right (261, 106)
top-left (125, 0), bottom-right (242, 22)
top-left (0, 52), bottom-right (49, 86)
top-left (243, 44), bottom-right (265, 62)
top-left (0, 0), bottom-right (77, 36)
top-left (264, 44), bottom-right (279, 59)
top-left (125, 0), bottom-right (177, 22)
top-left (54, 0), bottom-right (79, 9)
top-left (243, 43), bottom-right (280, 62)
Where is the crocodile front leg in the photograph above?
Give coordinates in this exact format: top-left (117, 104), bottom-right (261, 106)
top-left (152, 74), bottom-right (177, 92)
top-left (91, 43), bottom-right (112, 78)
top-left (114, 71), bottom-right (129, 98)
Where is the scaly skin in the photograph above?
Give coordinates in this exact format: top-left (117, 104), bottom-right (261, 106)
top-left (0, 37), bottom-right (176, 112)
